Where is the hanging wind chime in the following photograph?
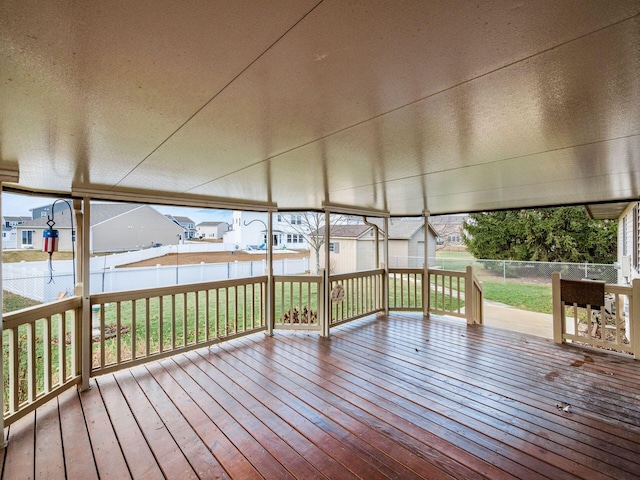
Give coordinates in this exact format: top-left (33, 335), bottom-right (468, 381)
top-left (43, 215), bottom-right (59, 283)
top-left (41, 199), bottom-right (76, 290)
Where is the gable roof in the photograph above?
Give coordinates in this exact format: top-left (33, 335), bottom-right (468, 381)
top-left (17, 204), bottom-right (142, 228)
top-left (3, 216), bottom-right (31, 223)
top-left (316, 225), bottom-right (372, 239)
top-left (165, 215), bottom-right (195, 224)
top-left (197, 221), bottom-right (228, 227)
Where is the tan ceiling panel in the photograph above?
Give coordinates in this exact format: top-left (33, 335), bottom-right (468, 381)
top-left (1, 1), bottom-right (639, 215)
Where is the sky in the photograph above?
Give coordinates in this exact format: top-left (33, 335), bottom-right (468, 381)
top-left (2, 192), bottom-right (233, 224)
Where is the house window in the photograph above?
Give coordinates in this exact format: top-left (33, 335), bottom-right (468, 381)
top-left (21, 230), bottom-right (33, 246)
top-left (290, 215), bottom-right (302, 225)
top-left (277, 214), bottom-right (283, 222)
top-left (329, 242), bottom-right (340, 253)
top-left (286, 234), bottom-right (303, 243)
top-left (41, 212), bottom-right (47, 218)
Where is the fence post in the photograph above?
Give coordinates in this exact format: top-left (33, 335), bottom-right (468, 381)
top-left (465, 266), bottom-right (474, 324)
top-left (552, 272), bottom-right (563, 344)
top-left (632, 278), bottom-right (640, 360)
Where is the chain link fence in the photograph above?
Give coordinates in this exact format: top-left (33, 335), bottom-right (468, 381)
top-left (389, 256), bottom-right (617, 284)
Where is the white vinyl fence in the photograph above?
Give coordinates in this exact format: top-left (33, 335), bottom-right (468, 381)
top-left (3, 257), bottom-right (310, 304)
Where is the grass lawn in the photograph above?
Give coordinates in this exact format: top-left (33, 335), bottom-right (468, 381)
top-left (482, 281), bottom-right (552, 314)
top-left (3, 250), bottom-right (75, 263)
top-left (3, 291), bottom-right (40, 313)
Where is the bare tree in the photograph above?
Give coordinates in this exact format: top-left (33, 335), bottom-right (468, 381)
top-left (279, 212), bottom-right (346, 273)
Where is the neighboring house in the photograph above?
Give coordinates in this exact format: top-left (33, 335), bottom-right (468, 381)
top-left (318, 219), bottom-right (438, 273)
top-left (224, 211), bottom-right (311, 249)
top-left (2, 216), bottom-right (30, 249)
top-left (15, 204), bottom-right (184, 253)
top-left (196, 221), bottom-right (230, 239)
top-left (30, 202), bottom-right (69, 220)
top-left (3, 215), bottom-right (31, 228)
top-left (2, 227), bottom-right (17, 249)
top-left (165, 214), bottom-right (196, 239)
top-left (429, 214), bottom-right (467, 250)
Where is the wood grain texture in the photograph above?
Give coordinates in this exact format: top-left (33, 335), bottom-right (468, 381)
top-left (2, 313), bottom-right (640, 479)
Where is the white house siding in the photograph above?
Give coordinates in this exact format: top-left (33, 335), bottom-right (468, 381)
top-left (92, 206), bottom-right (184, 252)
top-left (618, 202), bottom-right (640, 284)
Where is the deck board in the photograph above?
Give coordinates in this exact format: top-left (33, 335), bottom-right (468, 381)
top-left (34, 394), bottom-right (64, 479)
top-left (3, 312), bottom-right (640, 480)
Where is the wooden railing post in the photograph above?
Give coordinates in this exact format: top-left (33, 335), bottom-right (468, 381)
top-left (74, 197), bottom-right (92, 391)
top-left (632, 278), bottom-right (640, 360)
top-left (465, 266), bottom-right (474, 324)
top-left (423, 211), bottom-right (430, 318)
top-left (321, 211), bottom-right (332, 337)
top-left (552, 272), bottom-right (563, 344)
top-left (266, 213), bottom-right (274, 337)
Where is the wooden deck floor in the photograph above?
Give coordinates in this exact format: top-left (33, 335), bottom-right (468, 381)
top-left (2, 313), bottom-right (640, 479)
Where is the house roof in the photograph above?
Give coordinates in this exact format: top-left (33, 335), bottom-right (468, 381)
top-left (1, 3), bottom-right (638, 216)
top-left (3, 216), bottom-right (31, 223)
top-left (166, 215), bottom-right (195, 224)
top-left (197, 221), bottom-right (227, 227)
top-left (365, 218), bottom-right (438, 239)
top-left (316, 225), bottom-right (372, 239)
top-left (17, 204), bottom-right (141, 229)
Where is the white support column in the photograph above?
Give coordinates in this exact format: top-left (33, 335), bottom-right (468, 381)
top-left (465, 266), bottom-right (474, 325)
top-left (321, 210), bottom-right (331, 337)
top-left (383, 217), bottom-right (389, 316)
top-left (266, 212), bottom-right (274, 336)
top-left (78, 197), bottom-right (92, 391)
top-left (423, 211), bottom-right (430, 318)
top-left (0, 185), bottom-right (5, 445)
top-left (632, 278), bottom-right (640, 360)
top-left (551, 272), bottom-right (563, 344)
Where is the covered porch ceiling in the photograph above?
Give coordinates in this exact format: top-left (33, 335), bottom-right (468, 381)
top-left (1, 1), bottom-right (639, 216)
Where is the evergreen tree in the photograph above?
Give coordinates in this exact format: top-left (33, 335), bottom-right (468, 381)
top-left (462, 207), bottom-right (617, 263)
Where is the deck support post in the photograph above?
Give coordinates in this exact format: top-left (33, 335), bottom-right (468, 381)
top-left (383, 217), bottom-right (389, 316)
top-left (552, 272), bottom-right (563, 344)
top-left (632, 278), bottom-right (640, 360)
top-left (321, 210), bottom-right (331, 337)
top-left (76, 197), bottom-right (92, 391)
top-left (423, 211), bottom-right (430, 318)
top-left (465, 266), bottom-right (474, 324)
top-left (0, 184), bottom-right (5, 446)
top-left (266, 212), bottom-right (274, 337)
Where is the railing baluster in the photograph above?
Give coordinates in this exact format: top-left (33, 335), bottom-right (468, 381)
top-left (182, 293), bottom-right (187, 346)
top-left (10, 328), bottom-right (19, 413)
top-left (171, 294), bottom-right (177, 349)
top-left (27, 322), bottom-right (36, 403)
top-left (59, 312), bottom-right (67, 385)
top-left (145, 297), bottom-right (151, 356)
top-left (159, 296), bottom-right (164, 353)
top-left (131, 299), bottom-right (138, 360)
top-left (43, 316), bottom-right (52, 393)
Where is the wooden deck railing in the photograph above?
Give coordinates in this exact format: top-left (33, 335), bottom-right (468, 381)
top-left (389, 268), bottom-right (423, 311)
top-left (273, 275), bottom-right (322, 330)
top-left (553, 274), bottom-right (639, 358)
top-left (2, 296), bottom-right (82, 426)
top-left (2, 267), bottom-right (485, 426)
top-left (389, 266), bottom-right (483, 324)
top-left (90, 276), bottom-right (267, 375)
top-left (329, 269), bottom-right (385, 326)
